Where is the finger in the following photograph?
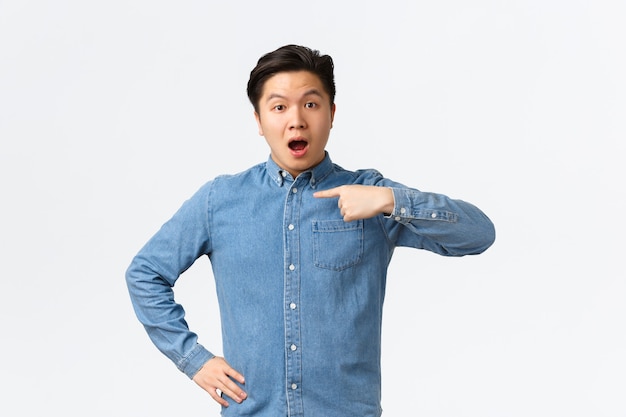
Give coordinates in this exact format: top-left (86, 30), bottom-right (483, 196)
top-left (313, 187), bottom-right (341, 198)
top-left (221, 367), bottom-right (247, 402)
top-left (209, 388), bottom-right (230, 407)
top-left (219, 379), bottom-right (247, 404)
top-left (225, 366), bottom-right (246, 385)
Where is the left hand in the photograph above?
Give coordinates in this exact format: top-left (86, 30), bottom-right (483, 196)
top-left (313, 185), bottom-right (394, 222)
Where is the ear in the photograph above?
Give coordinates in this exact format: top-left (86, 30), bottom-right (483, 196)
top-left (254, 111), bottom-right (263, 136)
top-left (330, 103), bottom-right (336, 128)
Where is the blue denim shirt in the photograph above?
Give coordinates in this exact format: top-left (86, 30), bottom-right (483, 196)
top-left (126, 153), bottom-right (495, 416)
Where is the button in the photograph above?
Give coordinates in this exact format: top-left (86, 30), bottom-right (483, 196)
top-left (289, 264), bottom-right (295, 271)
top-left (290, 344), bottom-right (297, 351)
top-left (281, 171), bottom-right (287, 177)
top-left (394, 216), bottom-right (401, 221)
top-left (291, 383), bottom-right (298, 390)
top-left (400, 207), bottom-right (406, 214)
top-left (288, 224), bottom-right (294, 230)
top-left (431, 212), bottom-right (437, 218)
top-left (290, 302), bottom-right (297, 310)
top-left (292, 188), bottom-right (298, 193)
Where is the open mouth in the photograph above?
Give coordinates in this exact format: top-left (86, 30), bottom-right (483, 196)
top-left (288, 139), bottom-right (308, 151)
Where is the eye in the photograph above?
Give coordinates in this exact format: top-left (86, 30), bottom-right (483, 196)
top-left (305, 102), bottom-right (317, 109)
top-left (273, 104), bottom-right (285, 111)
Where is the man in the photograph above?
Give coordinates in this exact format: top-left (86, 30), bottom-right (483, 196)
top-left (126, 44), bottom-right (495, 416)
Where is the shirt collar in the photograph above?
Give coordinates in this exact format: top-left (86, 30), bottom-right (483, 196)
top-left (266, 152), bottom-right (333, 188)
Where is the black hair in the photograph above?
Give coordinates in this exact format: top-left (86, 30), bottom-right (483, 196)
top-left (247, 44), bottom-right (335, 113)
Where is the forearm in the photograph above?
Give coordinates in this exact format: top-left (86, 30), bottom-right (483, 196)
top-left (126, 256), bottom-right (214, 378)
top-left (387, 187), bottom-right (495, 256)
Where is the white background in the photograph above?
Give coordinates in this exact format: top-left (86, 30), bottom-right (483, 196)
top-left (1, 1), bottom-right (624, 416)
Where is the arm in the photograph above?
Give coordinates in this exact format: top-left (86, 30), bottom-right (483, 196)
top-left (314, 184), bottom-right (495, 256)
top-left (125, 182), bottom-right (247, 406)
top-left (125, 185), bottom-right (214, 377)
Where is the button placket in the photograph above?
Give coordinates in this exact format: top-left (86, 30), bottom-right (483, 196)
top-left (283, 180), bottom-right (304, 414)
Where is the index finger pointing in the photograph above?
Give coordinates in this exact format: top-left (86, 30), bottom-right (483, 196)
top-left (313, 187), bottom-right (341, 198)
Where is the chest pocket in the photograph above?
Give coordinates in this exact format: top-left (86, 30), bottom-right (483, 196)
top-left (312, 219), bottom-right (364, 271)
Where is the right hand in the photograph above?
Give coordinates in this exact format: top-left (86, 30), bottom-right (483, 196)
top-left (192, 356), bottom-right (247, 407)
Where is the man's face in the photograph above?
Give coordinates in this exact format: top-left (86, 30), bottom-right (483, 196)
top-left (254, 70), bottom-right (336, 178)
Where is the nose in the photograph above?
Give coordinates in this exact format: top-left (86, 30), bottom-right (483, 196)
top-left (289, 108), bottom-right (306, 130)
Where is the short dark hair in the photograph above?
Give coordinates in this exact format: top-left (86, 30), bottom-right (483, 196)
top-left (247, 44), bottom-right (335, 113)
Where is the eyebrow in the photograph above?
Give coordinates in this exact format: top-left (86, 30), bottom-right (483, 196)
top-left (265, 89), bottom-right (324, 103)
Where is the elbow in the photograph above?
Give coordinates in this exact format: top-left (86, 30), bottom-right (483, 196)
top-left (448, 218), bottom-right (496, 257)
top-left (471, 219), bottom-right (496, 255)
